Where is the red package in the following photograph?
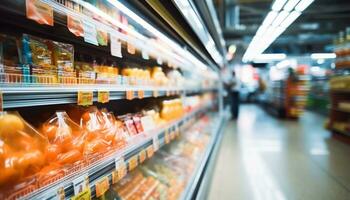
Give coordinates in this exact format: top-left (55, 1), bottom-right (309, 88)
top-left (124, 115), bottom-right (138, 136)
top-left (132, 114), bottom-right (144, 133)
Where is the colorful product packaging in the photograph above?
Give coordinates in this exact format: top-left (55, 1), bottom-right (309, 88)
top-left (22, 34), bottom-right (57, 83)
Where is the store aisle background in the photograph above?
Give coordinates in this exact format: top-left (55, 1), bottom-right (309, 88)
top-left (208, 104), bottom-right (350, 200)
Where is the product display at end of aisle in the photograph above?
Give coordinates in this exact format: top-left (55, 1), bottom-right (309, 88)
top-left (264, 65), bottom-right (310, 119)
top-left (328, 26), bottom-right (350, 138)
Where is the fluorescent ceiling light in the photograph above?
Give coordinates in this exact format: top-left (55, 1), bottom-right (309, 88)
top-left (256, 25), bottom-right (269, 36)
top-left (280, 11), bottom-right (301, 28)
top-left (284, 0), bottom-right (301, 11)
top-left (272, 0), bottom-right (288, 11)
top-left (255, 53), bottom-right (287, 60)
top-left (269, 27), bottom-right (286, 42)
top-left (262, 11), bottom-right (278, 26)
top-left (272, 11), bottom-right (289, 27)
top-left (311, 53), bottom-right (336, 59)
top-left (295, 0), bottom-right (314, 12)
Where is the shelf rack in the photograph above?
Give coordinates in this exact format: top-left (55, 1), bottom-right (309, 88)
top-left (1, 84), bottom-right (217, 108)
top-left (179, 110), bottom-right (227, 200)
top-left (19, 103), bottom-right (213, 200)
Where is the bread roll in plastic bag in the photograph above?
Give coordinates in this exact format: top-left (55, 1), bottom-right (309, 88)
top-left (80, 107), bottom-right (110, 155)
top-left (0, 111), bottom-right (47, 186)
top-left (100, 109), bottom-right (126, 147)
top-left (41, 111), bottom-right (84, 165)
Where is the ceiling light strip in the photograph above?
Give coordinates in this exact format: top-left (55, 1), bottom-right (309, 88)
top-left (242, 0), bottom-right (314, 62)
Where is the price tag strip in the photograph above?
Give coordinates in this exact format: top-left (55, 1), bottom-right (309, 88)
top-left (112, 158), bottom-right (127, 184)
top-left (153, 90), bottom-right (158, 97)
top-left (71, 174), bottom-right (91, 200)
top-left (175, 125), bottom-right (180, 138)
top-left (170, 128), bottom-right (175, 140)
top-left (97, 91), bottom-right (109, 103)
top-left (56, 186), bottom-right (65, 200)
top-left (138, 90), bottom-right (145, 99)
top-left (164, 129), bottom-right (170, 144)
top-left (77, 91), bottom-right (93, 106)
top-left (139, 149), bottom-right (146, 163)
top-left (95, 176), bottom-right (110, 197)
top-left (128, 155), bottom-right (138, 171)
top-left (153, 135), bottom-right (160, 151)
top-left (146, 145), bottom-right (154, 158)
top-left (126, 90), bottom-right (134, 100)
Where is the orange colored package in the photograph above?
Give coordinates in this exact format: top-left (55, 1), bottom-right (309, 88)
top-left (0, 112), bottom-right (47, 188)
top-left (41, 111), bottom-right (84, 165)
top-left (80, 107), bottom-right (112, 155)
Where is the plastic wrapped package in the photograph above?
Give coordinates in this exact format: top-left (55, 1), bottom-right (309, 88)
top-left (100, 109), bottom-right (126, 148)
top-left (94, 64), bottom-right (119, 84)
top-left (132, 113), bottom-right (144, 133)
top-left (52, 41), bottom-right (76, 84)
top-left (110, 169), bottom-right (165, 200)
top-left (115, 119), bottom-right (131, 141)
top-left (74, 61), bottom-right (96, 84)
top-left (41, 111), bottom-right (84, 166)
top-left (167, 69), bottom-right (184, 87)
top-left (151, 67), bottom-right (168, 86)
top-left (118, 114), bottom-right (138, 137)
top-left (80, 107), bottom-right (114, 155)
top-left (0, 34), bottom-right (25, 83)
top-left (0, 112), bottom-right (47, 189)
top-left (22, 34), bottom-right (57, 83)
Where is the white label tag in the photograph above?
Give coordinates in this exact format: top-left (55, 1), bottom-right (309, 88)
top-left (153, 135), bottom-right (159, 151)
top-left (111, 35), bottom-right (122, 58)
top-left (157, 57), bottom-right (163, 65)
top-left (72, 174), bottom-right (89, 195)
top-left (141, 116), bottom-right (155, 132)
top-left (115, 157), bottom-right (125, 169)
top-left (142, 50), bottom-right (149, 60)
top-left (82, 20), bottom-right (98, 46)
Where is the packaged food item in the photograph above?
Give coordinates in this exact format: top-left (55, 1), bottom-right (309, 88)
top-left (75, 61), bottom-right (96, 84)
top-left (115, 119), bottom-right (131, 141)
top-left (151, 67), bottom-right (168, 86)
top-left (80, 107), bottom-right (111, 155)
top-left (132, 113), bottom-right (144, 133)
top-left (100, 109), bottom-right (126, 148)
top-left (94, 62), bottom-right (119, 84)
top-left (118, 114), bottom-right (138, 136)
top-left (52, 41), bottom-right (76, 84)
top-left (160, 99), bottom-right (184, 121)
top-left (22, 34), bottom-right (57, 83)
top-left (0, 34), bottom-right (25, 83)
top-left (41, 111), bottom-right (84, 165)
top-left (0, 111), bottom-right (47, 187)
top-left (167, 69), bottom-right (184, 87)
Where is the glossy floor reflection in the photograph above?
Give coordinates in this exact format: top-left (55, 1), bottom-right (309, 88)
top-left (207, 104), bottom-right (350, 200)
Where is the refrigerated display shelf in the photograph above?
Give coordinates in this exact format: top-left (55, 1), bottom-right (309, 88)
top-left (1, 85), bottom-right (217, 108)
top-left (20, 102), bottom-right (213, 200)
top-left (179, 111), bottom-right (227, 200)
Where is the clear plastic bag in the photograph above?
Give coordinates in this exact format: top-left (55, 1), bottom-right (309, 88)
top-left (41, 111), bottom-right (84, 165)
top-left (0, 111), bottom-right (47, 186)
top-left (80, 107), bottom-right (110, 155)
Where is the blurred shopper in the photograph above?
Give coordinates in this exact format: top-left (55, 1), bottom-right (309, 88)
top-left (222, 68), bottom-right (240, 119)
top-left (230, 71), bottom-right (240, 119)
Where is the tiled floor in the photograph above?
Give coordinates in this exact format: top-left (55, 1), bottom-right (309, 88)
top-left (207, 104), bottom-right (350, 200)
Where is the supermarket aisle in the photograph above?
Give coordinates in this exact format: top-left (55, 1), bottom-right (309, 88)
top-left (207, 104), bottom-right (350, 200)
